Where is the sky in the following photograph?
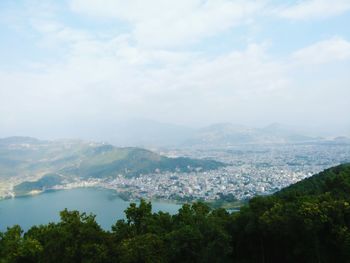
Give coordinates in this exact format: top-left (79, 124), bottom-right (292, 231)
top-left (0, 0), bottom-right (350, 139)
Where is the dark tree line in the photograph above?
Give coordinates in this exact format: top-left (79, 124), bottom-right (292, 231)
top-left (1, 164), bottom-right (350, 263)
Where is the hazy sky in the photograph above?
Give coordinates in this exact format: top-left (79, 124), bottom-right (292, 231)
top-left (0, 0), bottom-right (350, 138)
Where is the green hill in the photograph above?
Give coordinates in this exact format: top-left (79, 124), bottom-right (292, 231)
top-left (276, 163), bottom-right (350, 198)
top-left (0, 137), bottom-right (224, 196)
top-left (232, 163), bottom-right (350, 262)
top-left (61, 146), bottom-right (224, 178)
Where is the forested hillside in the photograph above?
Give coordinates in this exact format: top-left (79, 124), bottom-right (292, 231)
top-left (1, 164), bottom-right (350, 262)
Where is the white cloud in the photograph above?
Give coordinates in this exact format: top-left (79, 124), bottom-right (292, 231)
top-left (292, 37), bottom-right (350, 65)
top-left (278, 0), bottom-right (350, 20)
top-left (1, 1), bottom-right (350, 137)
top-left (0, 35), bottom-right (290, 129)
top-left (69, 0), bottom-right (264, 47)
top-left (31, 20), bottom-right (93, 49)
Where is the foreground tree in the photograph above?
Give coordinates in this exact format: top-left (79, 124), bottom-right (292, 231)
top-left (0, 225), bottom-right (42, 263)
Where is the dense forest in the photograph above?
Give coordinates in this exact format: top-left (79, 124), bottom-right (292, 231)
top-left (1, 163), bottom-right (350, 263)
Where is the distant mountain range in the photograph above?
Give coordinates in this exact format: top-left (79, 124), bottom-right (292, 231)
top-left (182, 122), bottom-right (323, 147)
top-left (99, 120), bottom-right (346, 147)
top-left (3, 120), bottom-right (348, 148)
top-left (0, 137), bottom-right (224, 196)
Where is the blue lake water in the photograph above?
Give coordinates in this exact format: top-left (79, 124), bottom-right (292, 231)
top-left (0, 188), bottom-right (182, 231)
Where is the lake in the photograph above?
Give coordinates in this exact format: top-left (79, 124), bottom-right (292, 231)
top-left (0, 188), bottom-right (182, 231)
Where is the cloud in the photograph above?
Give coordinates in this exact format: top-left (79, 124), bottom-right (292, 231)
top-left (0, 34), bottom-right (289, 129)
top-left (277, 0), bottom-right (350, 20)
top-left (69, 0), bottom-right (265, 48)
top-left (31, 20), bottom-right (93, 50)
top-left (291, 37), bottom-right (350, 65)
top-left (1, 0), bottom-right (350, 137)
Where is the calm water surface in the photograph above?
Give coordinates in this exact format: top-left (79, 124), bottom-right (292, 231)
top-left (0, 188), bottom-right (181, 231)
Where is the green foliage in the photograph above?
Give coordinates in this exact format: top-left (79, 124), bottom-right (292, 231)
top-left (2, 164), bottom-right (350, 262)
top-left (23, 210), bottom-right (110, 263)
top-left (0, 225), bottom-right (42, 263)
top-left (276, 163), bottom-right (350, 198)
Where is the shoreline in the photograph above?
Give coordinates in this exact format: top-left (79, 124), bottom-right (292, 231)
top-left (0, 186), bottom-right (244, 210)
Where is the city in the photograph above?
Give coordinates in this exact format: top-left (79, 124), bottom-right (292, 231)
top-left (7, 142), bottom-right (347, 203)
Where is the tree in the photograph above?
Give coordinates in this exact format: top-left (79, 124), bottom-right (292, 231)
top-left (0, 225), bottom-right (42, 263)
